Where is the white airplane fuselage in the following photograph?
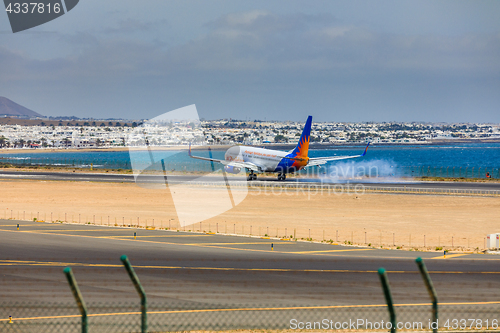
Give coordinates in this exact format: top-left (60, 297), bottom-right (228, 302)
top-left (224, 145), bottom-right (305, 174)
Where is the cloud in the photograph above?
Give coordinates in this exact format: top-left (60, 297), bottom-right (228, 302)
top-left (102, 18), bottom-right (170, 34)
top-left (3, 10), bottom-right (499, 78)
top-left (165, 11), bottom-right (500, 74)
top-left (217, 10), bottom-right (270, 27)
top-left (1, 10), bottom-right (499, 121)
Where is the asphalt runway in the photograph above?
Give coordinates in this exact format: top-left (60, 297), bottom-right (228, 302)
top-left (1, 170), bottom-right (500, 192)
top-left (0, 219), bottom-right (499, 303)
top-left (1, 219), bottom-right (499, 331)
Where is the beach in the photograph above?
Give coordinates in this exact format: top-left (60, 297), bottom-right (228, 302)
top-left (1, 179), bottom-right (498, 251)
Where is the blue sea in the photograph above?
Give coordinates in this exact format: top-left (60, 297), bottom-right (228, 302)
top-left (1, 142), bottom-right (499, 178)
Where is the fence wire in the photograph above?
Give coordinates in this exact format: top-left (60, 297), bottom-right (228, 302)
top-left (0, 259), bottom-right (499, 332)
top-left (1, 302), bottom-right (499, 332)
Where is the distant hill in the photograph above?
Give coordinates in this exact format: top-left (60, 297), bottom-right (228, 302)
top-left (0, 117), bottom-right (137, 127)
top-left (0, 97), bottom-right (44, 118)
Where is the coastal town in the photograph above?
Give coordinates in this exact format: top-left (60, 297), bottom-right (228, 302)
top-left (1, 96), bottom-right (499, 149)
top-left (0, 118), bottom-right (499, 149)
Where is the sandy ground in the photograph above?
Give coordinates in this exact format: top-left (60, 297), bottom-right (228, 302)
top-left (0, 179), bottom-right (498, 250)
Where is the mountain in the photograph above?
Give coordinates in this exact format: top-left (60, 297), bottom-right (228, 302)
top-left (0, 97), bottom-right (44, 118)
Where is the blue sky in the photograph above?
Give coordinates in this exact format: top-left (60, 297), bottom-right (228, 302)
top-left (1, 0), bottom-right (499, 122)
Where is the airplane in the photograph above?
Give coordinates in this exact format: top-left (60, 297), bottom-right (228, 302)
top-left (189, 116), bottom-right (370, 181)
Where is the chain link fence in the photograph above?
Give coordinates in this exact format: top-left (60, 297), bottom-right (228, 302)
top-left (1, 301), bottom-right (499, 332)
top-left (0, 255), bottom-right (499, 332)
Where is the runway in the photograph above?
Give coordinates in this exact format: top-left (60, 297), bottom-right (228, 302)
top-left (0, 166), bottom-right (498, 329)
top-left (1, 170), bottom-right (500, 193)
top-left (0, 219), bottom-right (499, 331)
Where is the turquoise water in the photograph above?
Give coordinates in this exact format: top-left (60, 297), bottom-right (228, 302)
top-left (1, 143), bottom-right (499, 178)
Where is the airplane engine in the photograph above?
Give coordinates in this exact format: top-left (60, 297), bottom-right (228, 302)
top-left (224, 165), bottom-right (241, 174)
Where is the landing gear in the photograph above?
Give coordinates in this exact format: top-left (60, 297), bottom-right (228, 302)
top-left (247, 171), bottom-right (257, 181)
top-left (277, 173), bottom-right (286, 181)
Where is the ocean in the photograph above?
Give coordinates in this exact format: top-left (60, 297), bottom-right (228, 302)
top-left (1, 142), bottom-right (499, 179)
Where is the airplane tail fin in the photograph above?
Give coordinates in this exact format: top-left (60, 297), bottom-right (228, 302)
top-left (291, 116), bottom-right (312, 158)
top-left (361, 142), bottom-right (370, 156)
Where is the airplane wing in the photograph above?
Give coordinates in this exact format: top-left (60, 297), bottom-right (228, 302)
top-left (189, 144), bottom-right (262, 172)
top-left (277, 155), bottom-right (307, 162)
top-left (221, 160), bottom-right (261, 172)
top-left (306, 143), bottom-right (370, 167)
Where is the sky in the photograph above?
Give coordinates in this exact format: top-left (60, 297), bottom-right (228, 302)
top-left (1, 0), bottom-right (499, 122)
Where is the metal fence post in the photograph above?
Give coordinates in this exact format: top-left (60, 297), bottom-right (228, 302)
top-left (378, 268), bottom-right (396, 333)
top-left (63, 267), bottom-right (88, 333)
top-left (416, 257), bottom-right (438, 333)
top-left (121, 255), bottom-right (147, 333)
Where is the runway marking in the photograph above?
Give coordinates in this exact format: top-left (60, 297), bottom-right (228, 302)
top-left (1, 227), bottom-right (499, 260)
top-left (0, 228), bottom-right (285, 255)
top-left (1, 259), bottom-right (499, 274)
top-left (184, 242), bottom-right (296, 246)
top-left (3, 301), bottom-right (500, 322)
top-left (28, 229), bottom-right (120, 232)
top-left (0, 228), bottom-right (300, 255)
top-left (1, 225), bottom-right (213, 237)
top-left (291, 249), bottom-right (373, 254)
top-left (1, 228), bottom-right (208, 237)
top-left (104, 235), bottom-right (211, 238)
top-left (0, 259), bottom-right (121, 268)
top-left (431, 254), bottom-right (470, 259)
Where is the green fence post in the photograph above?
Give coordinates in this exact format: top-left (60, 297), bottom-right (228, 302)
top-left (416, 257), bottom-right (438, 333)
top-left (378, 268), bottom-right (396, 333)
top-left (63, 267), bottom-right (88, 333)
top-left (121, 255), bottom-right (147, 333)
